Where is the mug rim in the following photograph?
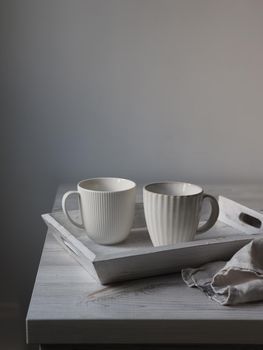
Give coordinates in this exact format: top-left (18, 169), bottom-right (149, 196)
top-left (78, 177), bottom-right (136, 193)
top-left (143, 181), bottom-right (203, 197)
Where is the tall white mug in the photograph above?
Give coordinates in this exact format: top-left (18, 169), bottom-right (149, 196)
top-left (143, 182), bottom-right (219, 247)
top-left (62, 177), bottom-right (136, 245)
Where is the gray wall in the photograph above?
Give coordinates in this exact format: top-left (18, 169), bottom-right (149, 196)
top-left (1, 0), bottom-right (263, 314)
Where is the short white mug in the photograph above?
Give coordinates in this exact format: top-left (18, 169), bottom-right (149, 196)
top-left (143, 182), bottom-right (219, 247)
top-left (62, 177), bottom-right (136, 245)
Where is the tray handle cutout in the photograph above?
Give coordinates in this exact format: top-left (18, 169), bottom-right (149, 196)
top-left (239, 212), bottom-right (262, 229)
top-left (62, 239), bottom-right (79, 256)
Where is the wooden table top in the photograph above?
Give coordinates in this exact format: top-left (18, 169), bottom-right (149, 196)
top-left (26, 184), bottom-right (263, 345)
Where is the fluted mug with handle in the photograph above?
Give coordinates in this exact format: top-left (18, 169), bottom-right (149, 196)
top-left (143, 182), bottom-right (219, 247)
top-left (62, 177), bottom-right (136, 245)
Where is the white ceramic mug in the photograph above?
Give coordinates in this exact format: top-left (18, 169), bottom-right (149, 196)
top-left (143, 182), bottom-right (219, 247)
top-left (62, 178), bottom-right (136, 245)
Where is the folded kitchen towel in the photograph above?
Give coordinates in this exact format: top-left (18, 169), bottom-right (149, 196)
top-left (181, 237), bottom-right (263, 305)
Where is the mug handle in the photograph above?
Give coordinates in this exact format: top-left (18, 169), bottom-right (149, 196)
top-left (196, 194), bottom-right (219, 234)
top-left (62, 191), bottom-right (84, 229)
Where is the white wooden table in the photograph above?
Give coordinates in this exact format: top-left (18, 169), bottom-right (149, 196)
top-left (26, 184), bottom-right (263, 349)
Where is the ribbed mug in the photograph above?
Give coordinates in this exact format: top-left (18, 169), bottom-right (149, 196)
top-left (143, 182), bottom-right (219, 247)
top-left (62, 177), bottom-right (136, 245)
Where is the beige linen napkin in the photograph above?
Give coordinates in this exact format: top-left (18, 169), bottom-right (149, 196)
top-left (181, 237), bottom-right (263, 305)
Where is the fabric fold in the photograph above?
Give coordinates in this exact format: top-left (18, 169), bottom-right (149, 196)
top-left (182, 238), bottom-right (263, 305)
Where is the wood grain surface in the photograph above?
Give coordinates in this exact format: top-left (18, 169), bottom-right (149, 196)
top-left (26, 184), bottom-right (263, 345)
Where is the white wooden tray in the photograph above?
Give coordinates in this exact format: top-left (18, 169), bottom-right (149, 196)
top-left (42, 196), bottom-right (263, 284)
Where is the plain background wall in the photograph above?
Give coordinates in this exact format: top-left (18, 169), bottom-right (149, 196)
top-left (1, 0), bottom-right (263, 346)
